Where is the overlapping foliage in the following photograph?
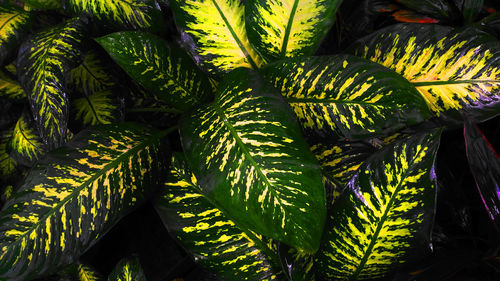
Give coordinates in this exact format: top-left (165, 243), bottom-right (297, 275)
top-left (0, 0), bottom-right (499, 280)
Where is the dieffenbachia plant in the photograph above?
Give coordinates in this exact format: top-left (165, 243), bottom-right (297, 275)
top-left (0, 0), bottom-right (498, 280)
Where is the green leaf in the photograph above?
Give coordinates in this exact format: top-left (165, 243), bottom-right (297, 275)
top-left (260, 55), bottom-right (431, 140)
top-left (0, 123), bottom-right (168, 280)
top-left (0, 4), bottom-right (33, 65)
top-left (8, 111), bottom-right (45, 165)
top-left (396, 0), bottom-right (457, 20)
top-left (316, 130), bottom-right (441, 280)
top-left (155, 153), bottom-right (284, 281)
top-left (180, 68), bottom-right (326, 253)
top-left (96, 31), bottom-right (213, 111)
top-left (246, 0), bottom-right (343, 61)
top-left (73, 91), bottom-right (118, 126)
top-left (68, 51), bottom-right (117, 97)
top-left (63, 0), bottom-right (161, 30)
top-left (350, 24), bottom-right (500, 121)
top-left (17, 17), bottom-right (87, 150)
top-left (78, 263), bottom-right (102, 281)
top-left (0, 130), bottom-right (17, 177)
top-left (459, 0), bottom-right (484, 23)
top-left (0, 69), bottom-right (26, 101)
top-left (170, 0), bottom-right (265, 75)
top-left (108, 256), bottom-right (146, 281)
top-left (24, 0), bottom-right (62, 10)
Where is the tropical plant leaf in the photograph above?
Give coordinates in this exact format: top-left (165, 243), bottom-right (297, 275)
top-left (246, 0), bottom-right (343, 61)
top-left (0, 130), bottom-right (17, 177)
top-left (458, 0), bottom-right (484, 23)
top-left (63, 0), bottom-right (161, 30)
top-left (68, 51), bottom-right (116, 97)
top-left (170, 0), bottom-right (265, 75)
top-left (0, 123), bottom-right (168, 280)
top-left (464, 118), bottom-right (500, 231)
top-left (96, 31), bottom-right (213, 111)
top-left (259, 55), bottom-right (431, 140)
top-left (78, 263), bottom-right (102, 281)
top-left (0, 4), bottom-right (33, 65)
top-left (350, 24), bottom-right (500, 121)
top-left (396, 0), bottom-right (457, 20)
top-left (316, 130), bottom-right (441, 280)
top-left (0, 69), bottom-right (26, 101)
top-left (24, 0), bottom-right (62, 10)
top-left (17, 17), bottom-right (87, 150)
top-left (155, 153), bottom-right (284, 281)
top-left (8, 111), bottom-right (45, 165)
top-left (180, 68), bottom-right (326, 253)
top-left (279, 244), bottom-right (315, 281)
top-left (73, 91), bottom-right (118, 126)
top-left (108, 256), bottom-right (146, 281)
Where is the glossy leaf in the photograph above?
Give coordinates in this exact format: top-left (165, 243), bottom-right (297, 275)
top-left (350, 24), bottom-right (500, 121)
top-left (0, 69), bottom-right (26, 101)
top-left (180, 68), bottom-right (326, 253)
top-left (63, 0), bottom-right (161, 30)
top-left (396, 0), bottom-right (457, 20)
top-left (246, 0), bottom-right (343, 61)
top-left (8, 112), bottom-right (45, 165)
top-left (316, 130), bottom-right (441, 280)
top-left (464, 118), bottom-right (500, 231)
top-left (96, 31), bottom-right (212, 111)
top-left (170, 0), bottom-right (265, 75)
top-left (0, 123), bottom-right (168, 280)
top-left (17, 17), bottom-right (87, 150)
top-left (155, 154), bottom-right (284, 281)
top-left (0, 130), bottom-right (16, 177)
top-left (24, 0), bottom-right (62, 10)
top-left (108, 256), bottom-right (146, 281)
top-left (260, 55), bottom-right (431, 140)
top-left (0, 4), bottom-right (32, 65)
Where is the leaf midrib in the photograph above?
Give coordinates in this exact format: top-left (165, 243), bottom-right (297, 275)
top-left (0, 12), bottom-right (24, 38)
top-left (348, 144), bottom-right (428, 281)
top-left (280, 0), bottom-right (300, 57)
top-left (412, 79), bottom-right (500, 86)
top-left (286, 97), bottom-right (397, 107)
top-left (2, 129), bottom-right (164, 251)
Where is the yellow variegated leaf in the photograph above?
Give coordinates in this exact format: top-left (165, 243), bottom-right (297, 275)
top-left (8, 112), bottom-right (44, 165)
top-left (64, 0), bottom-right (162, 30)
top-left (0, 123), bottom-right (168, 280)
top-left (170, 0), bottom-right (265, 75)
top-left (73, 91), bottom-right (117, 126)
top-left (0, 130), bottom-right (17, 177)
top-left (316, 130), bottom-right (441, 280)
top-left (108, 256), bottom-right (147, 281)
top-left (24, 0), bottom-right (62, 10)
top-left (0, 4), bottom-right (32, 65)
top-left (69, 51), bottom-right (116, 96)
top-left (351, 24), bottom-right (500, 121)
top-left (246, 0), bottom-right (343, 61)
top-left (0, 70), bottom-right (26, 101)
top-left (17, 17), bottom-right (87, 149)
top-left (78, 263), bottom-right (102, 281)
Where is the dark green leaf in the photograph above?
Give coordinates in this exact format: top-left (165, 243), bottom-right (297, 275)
top-left (397, 0), bottom-right (458, 20)
top-left (180, 68), bottom-right (326, 253)
top-left (0, 123), bottom-right (169, 280)
top-left (96, 31), bottom-right (213, 111)
top-left (0, 4), bottom-right (33, 65)
top-left (0, 69), bottom-right (26, 101)
top-left (155, 153), bottom-right (284, 281)
top-left (24, 0), bottom-right (62, 10)
top-left (316, 130), bottom-right (441, 280)
top-left (108, 256), bottom-right (146, 281)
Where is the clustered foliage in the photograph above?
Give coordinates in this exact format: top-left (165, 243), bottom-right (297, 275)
top-left (0, 0), bottom-right (499, 280)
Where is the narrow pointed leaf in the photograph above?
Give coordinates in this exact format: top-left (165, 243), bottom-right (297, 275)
top-left (246, 0), bottom-right (343, 61)
top-left (0, 5), bottom-right (33, 65)
top-left (464, 118), bottom-right (500, 231)
top-left (316, 130), bottom-right (441, 280)
top-left (260, 55), bottom-right (431, 140)
top-left (0, 70), bottom-right (26, 101)
top-left (17, 17), bottom-right (87, 150)
top-left (350, 24), bottom-right (500, 121)
top-left (108, 256), bottom-right (146, 281)
top-left (96, 31), bottom-right (213, 111)
top-left (24, 0), bottom-right (62, 10)
top-left (0, 123), bottom-right (168, 280)
top-left (8, 112), bottom-right (45, 165)
top-left (63, 0), bottom-right (162, 30)
top-left (180, 68), bottom-right (326, 253)
top-left (155, 154), bottom-right (284, 281)
top-left (170, 0), bottom-right (265, 75)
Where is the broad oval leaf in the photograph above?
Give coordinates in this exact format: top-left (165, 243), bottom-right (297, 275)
top-left (68, 51), bottom-right (117, 97)
top-left (0, 69), bottom-right (26, 102)
top-left (316, 130), bottom-right (441, 280)
top-left (155, 154), bottom-right (284, 281)
top-left (96, 31), bottom-right (213, 111)
top-left (350, 24), bottom-right (500, 121)
top-left (63, 0), bottom-right (161, 30)
top-left (73, 91), bottom-right (118, 126)
top-left (0, 4), bottom-right (33, 65)
top-left (246, 0), bottom-right (343, 61)
top-left (170, 0), bottom-right (265, 75)
top-left (180, 68), bottom-right (326, 253)
top-left (108, 256), bottom-right (146, 281)
top-left (260, 55), bottom-right (431, 140)
top-left (8, 111), bottom-right (45, 165)
top-left (17, 17), bottom-right (87, 150)
top-left (0, 123), bottom-right (168, 280)
top-left (464, 118), bottom-right (500, 231)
